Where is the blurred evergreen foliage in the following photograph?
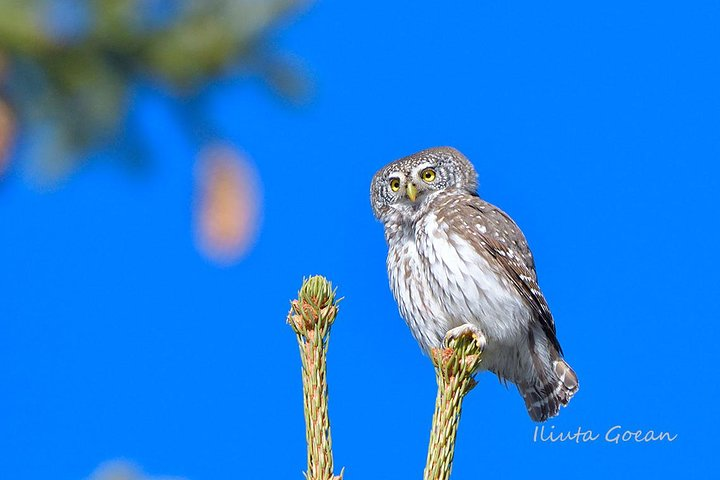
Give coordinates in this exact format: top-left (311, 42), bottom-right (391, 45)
top-left (0, 0), bottom-right (311, 183)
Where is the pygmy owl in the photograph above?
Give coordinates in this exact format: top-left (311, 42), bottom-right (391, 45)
top-left (370, 147), bottom-right (578, 421)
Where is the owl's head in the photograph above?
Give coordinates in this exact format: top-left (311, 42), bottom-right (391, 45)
top-left (370, 146), bottom-right (478, 221)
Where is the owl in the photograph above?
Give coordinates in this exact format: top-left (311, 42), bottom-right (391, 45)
top-left (370, 147), bottom-right (578, 422)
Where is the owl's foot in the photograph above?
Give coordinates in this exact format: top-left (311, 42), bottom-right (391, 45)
top-left (444, 323), bottom-right (487, 352)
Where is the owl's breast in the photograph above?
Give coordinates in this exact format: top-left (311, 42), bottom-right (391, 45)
top-left (385, 224), bottom-right (451, 353)
top-left (386, 213), bottom-right (532, 355)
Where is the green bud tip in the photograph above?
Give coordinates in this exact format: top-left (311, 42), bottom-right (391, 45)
top-left (299, 275), bottom-right (336, 309)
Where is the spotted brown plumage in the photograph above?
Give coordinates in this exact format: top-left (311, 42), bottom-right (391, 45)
top-left (370, 146), bottom-right (578, 421)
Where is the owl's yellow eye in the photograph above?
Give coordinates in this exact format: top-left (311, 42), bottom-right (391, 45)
top-left (421, 168), bottom-right (436, 183)
top-left (390, 178), bottom-right (401, 191)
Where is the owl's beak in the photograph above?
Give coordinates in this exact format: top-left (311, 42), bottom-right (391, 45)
top-left (406, 183), bottom-right (418, 202)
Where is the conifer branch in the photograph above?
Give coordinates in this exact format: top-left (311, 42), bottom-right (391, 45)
top-left (424, 325), bottom-right (485, 480)
top-left (288, 276), bottom-right (344, 480)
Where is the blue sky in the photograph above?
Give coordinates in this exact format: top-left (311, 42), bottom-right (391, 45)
top-left (1, 1), bottom-right (719, 479)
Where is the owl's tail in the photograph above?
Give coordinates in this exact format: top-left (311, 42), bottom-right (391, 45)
top-left (520, 359), bottom-right (579, 422)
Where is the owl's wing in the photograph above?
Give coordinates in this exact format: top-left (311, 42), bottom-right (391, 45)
top-left (444, 193), bottom-right (562, 354)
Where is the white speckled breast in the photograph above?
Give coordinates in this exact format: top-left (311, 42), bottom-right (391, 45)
top-left (386, 211), bottom-right (532, 378)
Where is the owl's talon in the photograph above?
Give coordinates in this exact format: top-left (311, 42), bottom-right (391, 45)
top-left (444, 324), bottom-right (487, 351)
